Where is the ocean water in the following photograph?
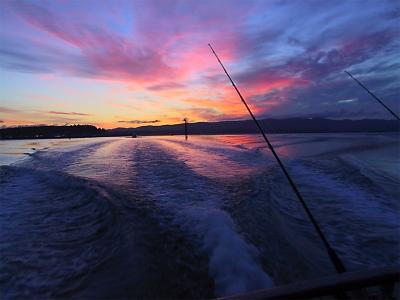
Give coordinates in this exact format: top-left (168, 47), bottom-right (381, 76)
top-left (0, 133), bottom-right (399, 299)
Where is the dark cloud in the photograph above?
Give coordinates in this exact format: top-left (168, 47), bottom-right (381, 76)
top-left (48, 111), bottom-right (91, 116)
top-left (238, 30), bottom-right (397, 86)
top-left (118, 120), bottom-right (160, 124)
top-left (235, 28), bottom-right (399, 119)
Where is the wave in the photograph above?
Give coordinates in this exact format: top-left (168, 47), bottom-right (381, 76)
top-left (0, 165), bottom-right (120, 299)
top-left (132, 135), bottom-right (399, 286)
top-left (132, 140), bottom-right (273, 296)
top-left (154, 137), bottom-right (273, 179)
top-left (17, 139), bottom-right (115, 171)
top-left (285, 158), bottom-right (400, 269)
top-left (339, 153), bottom-right (400, 197)
top-left (214, 152), bottom-right (400, 283)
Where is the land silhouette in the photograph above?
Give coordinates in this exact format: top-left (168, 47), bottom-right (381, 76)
top-left (1, 118), bottom-right (399, 140)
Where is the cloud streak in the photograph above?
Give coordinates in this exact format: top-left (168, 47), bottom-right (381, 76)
top-left (337, 98), bottom-right (358, 104)
top-left (0, 107), bottom-right (20, 114)
top-left (48, 111), bottom-right (92, 116)
top-left (118, 120), bottom-right (161, 124)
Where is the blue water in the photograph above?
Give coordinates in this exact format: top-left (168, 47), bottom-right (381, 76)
top-left (0, 133), bottom-right (399, 298)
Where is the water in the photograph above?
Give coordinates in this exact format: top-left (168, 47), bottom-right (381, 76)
top-left (1, 133), bottom-right (399, 298)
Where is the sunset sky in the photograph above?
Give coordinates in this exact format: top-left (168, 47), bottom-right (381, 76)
top-left (0, 0), bottom-right (399, 128)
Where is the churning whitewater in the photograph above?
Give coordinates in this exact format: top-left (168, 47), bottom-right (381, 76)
top-left (1, 133), bottom-right (399, 299)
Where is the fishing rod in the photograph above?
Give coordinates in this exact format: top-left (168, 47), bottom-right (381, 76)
top-left (208, 43), bottom-right (346, 274)
top-left (345, 70), bottom-right (400, 121)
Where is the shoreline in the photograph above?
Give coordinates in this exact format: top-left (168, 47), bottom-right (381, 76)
top-left (1, 130), bottom-right (399, 141)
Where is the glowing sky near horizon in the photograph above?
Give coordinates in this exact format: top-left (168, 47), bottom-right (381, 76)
top-left (0, 0), bottom-right (399, 128)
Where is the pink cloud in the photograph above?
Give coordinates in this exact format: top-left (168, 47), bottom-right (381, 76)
top-left (0, 107), bottom-right (19, 114)
top-left (7, 0), bottom-right (250, 88)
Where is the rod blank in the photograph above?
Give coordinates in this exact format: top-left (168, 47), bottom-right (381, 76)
top-left (208, 43), bottom-right (346, 274)
top-left (345, 70), bottom-right (399, 121)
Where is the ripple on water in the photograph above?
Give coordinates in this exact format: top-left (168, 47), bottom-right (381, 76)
top-left (0, 165), bottom-right (120, 299)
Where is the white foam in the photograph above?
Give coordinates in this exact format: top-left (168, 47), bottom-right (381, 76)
top-left (134, 140), bottom-right (273, 296)
top-left (193, 209), bottom-right (272, 296)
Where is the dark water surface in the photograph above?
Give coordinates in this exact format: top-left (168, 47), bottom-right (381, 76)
top-left (1, 133), bottom-right (399, 298)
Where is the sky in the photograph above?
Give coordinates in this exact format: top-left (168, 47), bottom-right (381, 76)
top-left (0, 0), bottom-right (399, 128)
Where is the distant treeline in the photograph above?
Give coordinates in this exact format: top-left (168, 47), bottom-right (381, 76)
top-left (0, 125), bottom-right (106, 139)
top-left (1, 118), bottom-right (399, 139)
top-left (110, 118), bottom-right (400, 136)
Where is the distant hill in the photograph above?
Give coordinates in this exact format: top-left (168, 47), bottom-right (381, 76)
top-left (109, 118), bottom-right (400, 136)
top-left (1, 118), bottom-right (399, 139)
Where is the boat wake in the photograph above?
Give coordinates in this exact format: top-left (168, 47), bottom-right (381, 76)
top-left (132, 140), bottom-right (273, 296)
top-left (0, 133), bottom-right (398, 298)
